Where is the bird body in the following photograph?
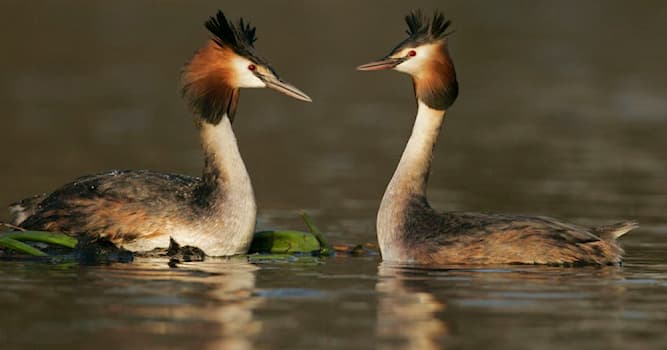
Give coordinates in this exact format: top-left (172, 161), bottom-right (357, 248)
top-left (11, 167), bottom-right (254, 257)
top-left (8, 11), bottom-right (310, 256)
top-left (360, 11), bottom-right (637, 265)
top-left (379, 194), bottom-right (636, 265)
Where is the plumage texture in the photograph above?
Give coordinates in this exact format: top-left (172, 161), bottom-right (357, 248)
top-left (205, 10), bottom-right (258, 57)
top-left (404, 10), bottom-right (453, 42)
top-left (11, 169), bottom-right (253, 254)
top-left (408, 11), bottom-right (458, 111)
top-left (387, 11), bottom-right (458, 110)
top-left (412, 44), bottom-right (458, 111)
top-left (391, 195), bottom-right (634, 265)
top-left (10, 117), bottom-right (257, 256)
top-left (13, 170), bottom-right (200, 246)
top-left (182, 10), bottom-right (273, 124)
top-left (181, 41), bottom-right (241, 124)
top-left (390, 10), bottom-right (454, 56)
top-left (377, 69), bottom-right (637, 265)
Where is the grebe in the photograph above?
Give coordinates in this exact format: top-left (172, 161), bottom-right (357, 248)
top-left (357, 11), bottom-right (637, 265)
top-left (8, 10), bottom-right (311, 256)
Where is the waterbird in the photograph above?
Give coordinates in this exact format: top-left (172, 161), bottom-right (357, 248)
top-left (7, 10), bottom-right (311, 256)
top-left (357, 11), bottom-right (637, 265)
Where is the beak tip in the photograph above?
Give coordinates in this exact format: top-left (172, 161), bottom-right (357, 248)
top-left (356, 60), bottom-right (397, 71)
top-left (263, 76), bottom-right (312, 103)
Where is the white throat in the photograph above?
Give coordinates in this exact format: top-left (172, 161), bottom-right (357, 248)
top-left (173, 116), bottom-right (257, 256)
top-left (376, 100), bottom-right (445, 260)
top-left (200, 116), bottom-right (254, 191)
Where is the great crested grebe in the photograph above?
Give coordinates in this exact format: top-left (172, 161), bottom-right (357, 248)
top-left (7, 10), bottom-right (311, 256)
top-left (358, 11), bottom-right (637, 265)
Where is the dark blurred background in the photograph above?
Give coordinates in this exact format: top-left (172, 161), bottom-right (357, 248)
top-left (1, 0), bottom-right (665, 243)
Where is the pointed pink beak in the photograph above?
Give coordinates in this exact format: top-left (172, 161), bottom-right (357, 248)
top-left (356, 57), bottom-right (406, 71)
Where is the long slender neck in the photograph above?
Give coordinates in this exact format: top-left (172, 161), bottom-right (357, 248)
top-left (187, 115), bottom-right (256, 256)
top-left (377, 100), bottom-right (446, 258)
top-left (199, 116), bottom-right (252, 194)
top-left (385, 100), bottom-right (445, 201)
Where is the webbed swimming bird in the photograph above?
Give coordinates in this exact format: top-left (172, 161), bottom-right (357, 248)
top-left (7, 10), bottom-right (311, 256)
top-left (357, 11), bottom-right (637, 265)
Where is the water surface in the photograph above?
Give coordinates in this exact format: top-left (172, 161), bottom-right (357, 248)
top-left (1, 1), bottom-right (666, 349)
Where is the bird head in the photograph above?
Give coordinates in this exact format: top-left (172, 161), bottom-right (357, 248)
top-left (182, 10), bottom-right (311, 124)
top-left (357, 11), bottom-right (458, 111)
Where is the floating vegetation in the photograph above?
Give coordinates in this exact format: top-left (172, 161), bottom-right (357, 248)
top-left (249, 212), bottom-right (332, 256)
top-left (250, 230), bottom-right (322, 254)
top-left (0, 229), bottom-right (77, 257)
top-left (0, 235), bottom-right (47, 257)
top-left (0, 212), bottom-right (343, 264)
top-left (0, 224), bottom-right (133, 263)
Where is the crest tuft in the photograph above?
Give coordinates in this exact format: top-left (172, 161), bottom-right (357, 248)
top-left (205, 10), bottom-right (258, 55)
top-left (404, 10), bottom-right (453, 43)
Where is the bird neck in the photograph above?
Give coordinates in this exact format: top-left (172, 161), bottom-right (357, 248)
top-left (387, 100), bottom-right (445, 199)
top-left (377, 100), bottom-right (445, 256)
top-left (199, 115), bottom-right (252, 187)
top-left (193, 116), bottom-right (256, 254)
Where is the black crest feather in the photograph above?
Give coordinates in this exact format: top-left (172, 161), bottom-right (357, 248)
top-left (404, 10), bottom-right (453, 43)
top-left (205, 10), bottom-right (258, 55)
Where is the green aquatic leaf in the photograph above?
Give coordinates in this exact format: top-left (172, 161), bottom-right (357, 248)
top-left (301, 212), bottom-right (332, 256)
top-left (249, 230), bottom-right (322, 254)
top-left (2, 231), bottom-right (78, 248)
top-left (248, 213), bottom-right (333, 256)
top-left (0, 230), bottom-right (77, 258)
top-left (0, 236), bottom-right (48, 256)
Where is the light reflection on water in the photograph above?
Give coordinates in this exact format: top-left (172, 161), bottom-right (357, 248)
top-left (375, 261), bottom-right (667, 350)
top-left (0, 259), bottom-right (263, 349)
top-left (377, 264), bottom-right (449, 350)
top-left (3, 256), bottom-right (666, 349)
top-left (0, 0), bottom-right (666, 349)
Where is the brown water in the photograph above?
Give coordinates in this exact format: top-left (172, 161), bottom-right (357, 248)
top-left (1, 1), bottom-right (666, 349)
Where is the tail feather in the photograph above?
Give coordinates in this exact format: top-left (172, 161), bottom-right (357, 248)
top-left (592, 221), bottom-right (639, 241)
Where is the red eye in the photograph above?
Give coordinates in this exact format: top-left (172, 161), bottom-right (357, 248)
top-left (408, 50), bottom-right (417, 57)
top-left (248, 64), bottom-right (256, 71)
